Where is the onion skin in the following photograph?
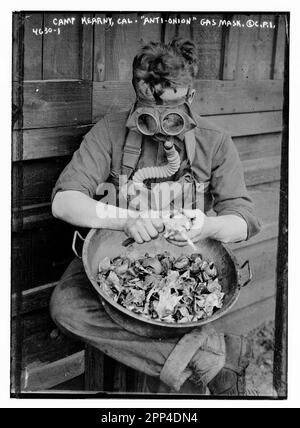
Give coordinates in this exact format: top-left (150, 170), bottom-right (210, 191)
top-left (173, 256), bottom-right (190, 271)
top-left (114, 262), bottom-right (129, 276)
top-left (142, 257), bottom-right (163, 275)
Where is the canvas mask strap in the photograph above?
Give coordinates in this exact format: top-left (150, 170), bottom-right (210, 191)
top-left (121, 130), bottom-right (143, 179)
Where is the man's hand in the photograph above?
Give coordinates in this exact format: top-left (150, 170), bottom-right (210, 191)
top-left (167, 210), bottom-right (248, 245)
top-left (166, 209), bottom-right (206, 246)
top-left (123, 211), bottom-right (164, 244)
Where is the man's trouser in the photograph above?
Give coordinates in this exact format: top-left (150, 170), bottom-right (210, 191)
top-left (50, 257), bottom-right (250, 394)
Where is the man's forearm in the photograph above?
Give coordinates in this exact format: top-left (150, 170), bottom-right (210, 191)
top-left (52, 190), bottom-right (138, 229)
top-left (201, 214), bottom-right (248, 243)
top-left (52, 191), bottom-right (248, 243)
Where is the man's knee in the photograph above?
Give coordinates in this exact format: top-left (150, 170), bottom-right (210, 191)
top-left (49, 281), bottom-right (69, 327)
top-left (49, 270), bottom-right (104, 335)
top-left (50, 258), bottom-right (86, 327)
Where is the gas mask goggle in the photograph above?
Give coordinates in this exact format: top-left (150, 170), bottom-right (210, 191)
top-left (126, 88), bottom-right (197, 138)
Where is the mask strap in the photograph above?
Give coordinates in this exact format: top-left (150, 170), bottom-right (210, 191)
top-left (125, 103), bottom-right (138, 127)
top-left (121, 130), bottom-right (142, 178)
top-left (186, 86), bottom-right (191, 99)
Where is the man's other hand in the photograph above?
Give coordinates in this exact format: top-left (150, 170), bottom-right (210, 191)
top-left (124, 211), bottom-right (164, 244)
top-left (166, 209), bottom-right (206, 246)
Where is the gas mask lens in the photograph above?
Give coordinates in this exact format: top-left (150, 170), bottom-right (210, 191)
top-left (136, 112), bottom-right (185, 136)
top-left (162, 113), bottom-right (184, 135)
top-left (137, 113), bottom-right (158, 135)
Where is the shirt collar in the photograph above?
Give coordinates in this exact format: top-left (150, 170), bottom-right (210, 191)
top-left (173, 131), bottom-right (196, 164)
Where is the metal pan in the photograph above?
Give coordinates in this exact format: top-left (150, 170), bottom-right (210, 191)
top-left (73, 229), bottom-right (251, 339)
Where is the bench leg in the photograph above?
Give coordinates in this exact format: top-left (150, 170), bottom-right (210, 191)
top-left (84, 344), bottom-right (149, 393)
top-left (84, 345), bottom-right (105, 391)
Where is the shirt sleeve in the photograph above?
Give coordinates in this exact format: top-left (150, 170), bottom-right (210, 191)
top-left (51, 118), bottom-right (112, 203)
top-left (210, 133), bottom-right (261, 240)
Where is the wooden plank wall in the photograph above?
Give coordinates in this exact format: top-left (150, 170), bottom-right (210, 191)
top-left (11, 12), bottom-right (287, 392)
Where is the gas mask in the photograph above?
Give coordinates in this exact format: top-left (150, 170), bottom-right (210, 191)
top-left (126, 89), bottom-right (197, 139)
top-left (123, 87), bottom-right (197, 213)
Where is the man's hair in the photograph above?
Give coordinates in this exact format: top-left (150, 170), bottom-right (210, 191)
top-left (132, 38), bottom-right (198, 102)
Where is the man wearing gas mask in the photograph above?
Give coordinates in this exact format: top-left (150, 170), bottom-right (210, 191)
top-left (50, 38), bottom-right (261, 395)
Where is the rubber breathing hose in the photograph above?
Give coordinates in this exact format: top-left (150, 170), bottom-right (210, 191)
top-left (132, 139), bottom-right (181, 184)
